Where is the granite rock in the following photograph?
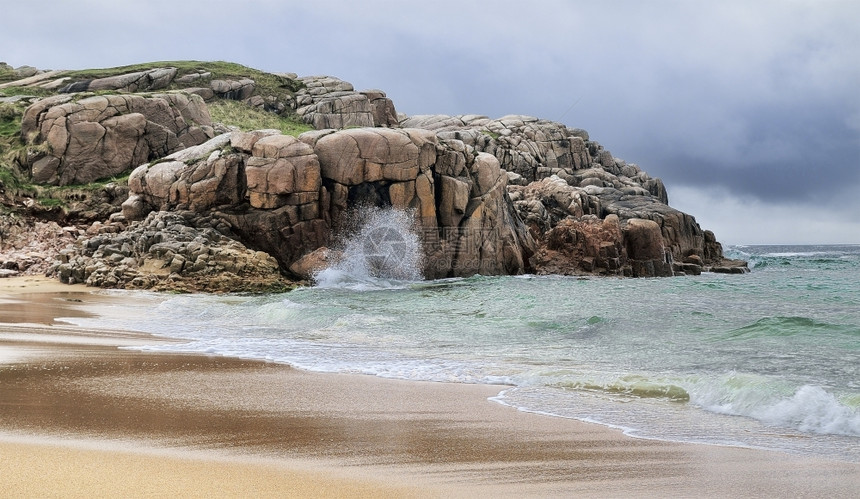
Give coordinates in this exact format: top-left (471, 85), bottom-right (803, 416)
top-left (53, 210), bottom-right (293, 292)
top-left (123, 127), bottom-right (533, 279)
top-left (22, 92), bottom-right (214, 185)
top-left (58, 67), bottom-right (178, 94)
top-left (296, 76), bottom-right (398, 129)
top-left (509, 175), bottom-right (729, 276)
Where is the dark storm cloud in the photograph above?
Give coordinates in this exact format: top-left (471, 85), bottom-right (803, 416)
top-left (631, 99), bottom-right (860, 203)
top-left (2, 0), bottom-right (859, 242)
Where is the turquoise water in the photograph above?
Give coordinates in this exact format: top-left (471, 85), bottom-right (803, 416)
top-left (69, 244), bottom-right (860, 462)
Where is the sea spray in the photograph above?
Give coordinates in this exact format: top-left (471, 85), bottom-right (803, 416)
top-left (314, 206), bottom-right (424, 287)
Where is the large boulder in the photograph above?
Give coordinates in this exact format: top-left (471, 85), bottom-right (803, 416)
top-left (510, 175), bottom-right (722, 276)
top-left (58, 67), bottom-right (178, 94)
top-left (295, 76), bottom-right (398, 129)
top-left (622, 218), bottom-right (673, 277)
top-left (124, 133), bottom-right (240, 217)
top-left (22, 91), bottom-right (214, 185)
top-left (288, 246), bottom-right (338, 280)
top-left (530, 215), bottom-right (627, 275)
top-left (123, 130), bottom-right (329, 271)
top-left (210, 78), bottom-right (256, 100)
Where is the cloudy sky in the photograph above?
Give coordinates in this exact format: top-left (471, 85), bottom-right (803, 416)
top-left (3, 0), bottom-right (858, 244)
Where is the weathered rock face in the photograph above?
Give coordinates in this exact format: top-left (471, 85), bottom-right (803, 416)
top-left (53, 210), bottom-right (294, 292)
top-left (21, 91), bottom-right (214, 185)
top-left (299, 127), bottom-right (438, 226)
top-left (301, 128), bottom-right (534, 278)
top-left (244, 134), bottom-right (321, 209)
top-left (397, 113), bottom-right (735, 276)
top-left (509, 175), bottom-right (596, 233)
top-left (0, 215), bottom-right (81, 276)
top-left (509, 175), bottom-right (730, 276)
top-left (530, 215), bottom-right (627, 276)
top-left (295, 76), bottom-right (398, 129)
top-left (58, 67), bottom-right (178, 94)
top-left (123, 127), bottom-right (534, 279)
top-left (124, 133), bottom-right (241, 216)
top-left (210, 78), bottom-right (256, 101)
top-left (622, 218), bottom-right (674, 277)
top-left (582, 185), bottom-right (707, 267)
top-left (401, 114), bottom-right (666, 200)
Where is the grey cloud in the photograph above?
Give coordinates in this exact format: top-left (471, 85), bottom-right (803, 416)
top-left (3, 0), bottom-right (859, 243)
top-left (620, 97), bottom-right (860, 203)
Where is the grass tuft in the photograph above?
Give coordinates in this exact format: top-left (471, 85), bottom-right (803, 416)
top-left (0, 102), bottom-right (24, 137)
top-left (0, 86), bottom-right (53, 98)
top-left (209, 100), bottom-right (313, 137)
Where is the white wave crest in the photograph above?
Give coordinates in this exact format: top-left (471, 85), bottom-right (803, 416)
top-left (753, 385), bottom-right (860, 436)
top-left (693, 377), bottom-right (860, 437)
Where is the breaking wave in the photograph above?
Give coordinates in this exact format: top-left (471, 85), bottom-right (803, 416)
top-left (690, 374), bottom-right (860, 437)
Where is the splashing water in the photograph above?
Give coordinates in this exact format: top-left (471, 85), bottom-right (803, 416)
top-left (314, 206), bottom-right (424, 288)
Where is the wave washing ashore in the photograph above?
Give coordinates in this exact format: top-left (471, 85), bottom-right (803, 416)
top-left (64, 232), bottom-right (860, 464)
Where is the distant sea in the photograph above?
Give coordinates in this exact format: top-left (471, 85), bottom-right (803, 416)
top-left (67, 244), bottom-right (860, 462)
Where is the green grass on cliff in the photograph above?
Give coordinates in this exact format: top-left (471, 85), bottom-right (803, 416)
top-left (65, 60), bottom-right (304, 96)
top-left (0, 101), bottom-right (56, 202)
top-left (1, 61), bottom-right (314, 209)
top-left (67, 60), bottom-right (313, 136)
top-left (209, 100), bottom-right (313, 137)
top-left (0, 102), bottom-right (29, 195)
top-left (0, 102), bottom-right (24, 137)
top-left (0, 86), bottom-right (54, 98)
top-left (0, 65), bottom-right (16, 84)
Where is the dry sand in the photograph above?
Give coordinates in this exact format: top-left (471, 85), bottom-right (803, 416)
top-left (1, 276), bottom-right (858, 497)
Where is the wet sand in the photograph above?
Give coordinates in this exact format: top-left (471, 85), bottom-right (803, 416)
top-left (1, 276), bottom-right (858, 497)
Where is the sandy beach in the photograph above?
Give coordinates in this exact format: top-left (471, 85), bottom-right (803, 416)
top-left (1, 276), bottom-right (858, 497)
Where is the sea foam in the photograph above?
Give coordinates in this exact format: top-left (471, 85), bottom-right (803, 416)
top-left (691, 375), bottom-right (860, 437)
top-left (753, 385), bottom-right (860, 436)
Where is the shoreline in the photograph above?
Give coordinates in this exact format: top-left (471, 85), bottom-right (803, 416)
top-left (2, 276), bottom-right (859, 497)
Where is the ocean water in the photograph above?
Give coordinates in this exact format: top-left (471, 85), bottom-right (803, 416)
top-left (65, 241), bottom-right (860, 463)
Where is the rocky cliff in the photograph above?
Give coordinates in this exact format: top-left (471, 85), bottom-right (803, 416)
top-left (0, 61), bottom-right (746, 290)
